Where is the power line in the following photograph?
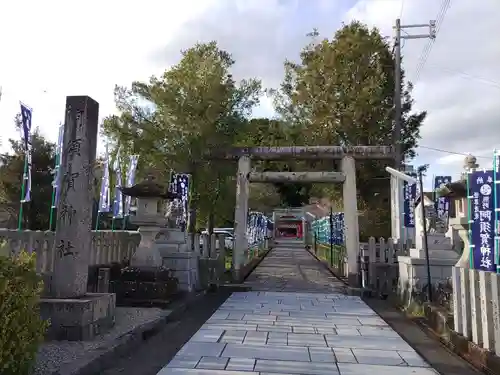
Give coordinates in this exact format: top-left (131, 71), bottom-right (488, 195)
top-left (399, 0), bottom-right (405, 19)
top-left (413, 0), bottom-right (451, 83)
top-left (425, 64), bottom-right (500, 89)
top-left (393, 19), bottom-right (436, 168)
top-left (418, 145), bottom-right (491, 159)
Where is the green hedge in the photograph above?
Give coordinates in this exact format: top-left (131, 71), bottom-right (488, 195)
top-left (0, 251), bottom-right (48, 375)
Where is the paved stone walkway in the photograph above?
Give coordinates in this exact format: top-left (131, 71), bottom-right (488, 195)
top-left (243, 241), bottom-right (346, 293)
top-left (157, 244), bottom-right (439, 374)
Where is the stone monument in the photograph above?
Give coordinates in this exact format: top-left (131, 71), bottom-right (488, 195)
top-left (40, 96), bottom-right (116, 340)
top-left (110, 173), bottom-right (179, 306)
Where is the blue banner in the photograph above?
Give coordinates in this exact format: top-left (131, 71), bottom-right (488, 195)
top-left (124, 155), bottom-right (139, 216)
top-left (403, 179), bottom-right (417, 228)
top-left (434, 176), bottom-right (451, 226)
top-left (98, 148), bottom-right (111, 213)
top-left (494, 153), bottom-right (500, 269)
top-left (20, 103), bottom-right (32, 203)
top-left (312, 212), bottom-right (344, 245)
top-left (172, 173), bottom-right (190, 225)
top-left (247, 212), bottom-right (268, 246)
top-left (469, 170), bottom-right (496, 271)
top-left (112, 149), bottom-right (123, 218)
top-left (52, 124), bottom-right (64, 208)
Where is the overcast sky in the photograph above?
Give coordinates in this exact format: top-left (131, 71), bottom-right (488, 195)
top-left (0, 0), bottom-right (499, 189)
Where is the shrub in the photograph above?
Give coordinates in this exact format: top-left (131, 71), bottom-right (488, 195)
top-left (0, 251), bottom-right (48, 375)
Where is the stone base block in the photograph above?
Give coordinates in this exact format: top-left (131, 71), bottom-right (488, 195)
top-left (40, 293), bottom-right (116, 341)
top-left (162, 252), bottom-right (199, 292)
top-left (347, 272), bottom-right (360, 288)
top-left (109, 266), bottom-right (179, 307)
top-left (397, 256), bottom-right (457, 302)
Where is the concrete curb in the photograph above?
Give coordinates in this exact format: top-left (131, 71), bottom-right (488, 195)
top-left (57, 291), bottom-right (208, 375)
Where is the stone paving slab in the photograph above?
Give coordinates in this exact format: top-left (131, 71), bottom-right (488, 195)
top-left (157, 291), bottom-right (439, 375)
top-left (243, 244), bottom-right (346, 293)
top-left (156, 245), bottom-right (440, 374)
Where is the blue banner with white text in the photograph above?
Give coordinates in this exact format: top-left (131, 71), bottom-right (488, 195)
top-left (469, 170), bottom-right (496, 271)
top-left (434, 175), bottom-right (451, 227)
top-left (20, 103), bottom-right (32, 203)
top-left (98, 148), bottom-right (111, 213)
top-left (403, 178), bottom-right (417, 228)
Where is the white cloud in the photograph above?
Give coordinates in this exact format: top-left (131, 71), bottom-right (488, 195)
top-left (1, 0), bottom-right (499, 192)
top-left (347, 0), bottom-right (500, 187)
top-left (0, 0), bottom-right (216, 151)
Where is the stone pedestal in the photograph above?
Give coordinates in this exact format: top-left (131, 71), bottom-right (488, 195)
top-left (110, 195), bottom-right (179, 306)
top-left (162, 252), bottom-right (199, 292)
top-left (129, 197), bottom-right (166, 267)
top-left (410, 234), bottom-right (458, 260)
top-left (157, 228), bottom-right (199, 292)
top-left (41, 96), bottom-right (116, 341)
top-left (449, 216), bottom-right (470, 267)
top-left (40, 293), bottom-right (115, 340)
top-left (398, 233), bottom-right (459, 301)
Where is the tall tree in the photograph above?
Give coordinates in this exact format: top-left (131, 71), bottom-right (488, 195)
top-left (0, 117), bottom-right (56, 230)
top-left (102, 42), bottom-right (262, 230)
top-left (237, 117), bottom-right (313, 208)
top-left (274, 22), bottom-right (426, 235)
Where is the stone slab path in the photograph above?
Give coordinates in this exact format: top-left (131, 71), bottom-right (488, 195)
top-left (156, 245), bottom-right (440, 375)
top-left (243, 241), bottom-right (346, 293)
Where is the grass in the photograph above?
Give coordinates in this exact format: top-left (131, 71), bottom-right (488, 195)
top-left (314, 243), bottom-right (346, 268)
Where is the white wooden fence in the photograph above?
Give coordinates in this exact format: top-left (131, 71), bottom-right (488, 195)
top-left (358, 237), bottom-right (409, 293)
top-left (452, 267), bottom-right (500, 355)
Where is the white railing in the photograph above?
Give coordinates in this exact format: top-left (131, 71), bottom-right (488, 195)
top-left (0, 229), bottom-right (141, 273)
top-left (452, 267), bottom-right (500, 355)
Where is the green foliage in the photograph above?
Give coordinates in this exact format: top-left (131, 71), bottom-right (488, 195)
top-left (274, 21), bottom-right (427, 235)
top-left (239, 118), bottom-right (313, 207)
top-left (102, 42), bottom-right (262, 227)
top-left (0, 116), bottom-right (56, 230)
top-left (0, 251), bottom-right (48, 375)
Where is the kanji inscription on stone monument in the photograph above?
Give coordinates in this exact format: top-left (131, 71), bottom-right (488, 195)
top-left (51, 96), bottom-right (99, 299)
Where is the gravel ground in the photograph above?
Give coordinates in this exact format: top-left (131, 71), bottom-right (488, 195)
top-left (34, 307), bottom-right (170, 375)
top-left (100, 291), bottom-right (231, 375)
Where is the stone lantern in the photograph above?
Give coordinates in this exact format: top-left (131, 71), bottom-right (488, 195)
top-left (109, 173), bottom-right (179, 306)
top-left (120, 173), bottom-right (179, 267)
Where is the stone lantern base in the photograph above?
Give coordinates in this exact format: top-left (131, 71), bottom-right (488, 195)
top-left (109, 266), bottom-right (178, 307)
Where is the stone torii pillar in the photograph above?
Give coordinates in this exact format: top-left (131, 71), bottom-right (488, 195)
top-left (226, 146), bottom-right (394, 285)
top-left (233, 155), bottom-right (251, 277)
top-left (341, 155), bottom-right (360, 286)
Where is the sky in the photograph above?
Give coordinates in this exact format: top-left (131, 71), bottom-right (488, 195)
top-left (0, 0), bottom-right (499, 190)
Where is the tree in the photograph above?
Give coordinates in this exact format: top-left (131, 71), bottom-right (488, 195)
top-left (0, 116), bottom-right (56, 230)
top-left (274, 22), bottom-right (427, 235)
top-left (102, 42), bottom-right (262, 230)
top-left (236, 117), bottom-right (313, 208)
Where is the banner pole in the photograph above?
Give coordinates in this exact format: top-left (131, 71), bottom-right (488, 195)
top-left (494, 150), bottom-right (499, 273)
top-left (17, 157), bottom-right (28, 231)
top-left (49, 189), bottom-right (56, 231)
top-left (467, 169), bottom-right (473, 269)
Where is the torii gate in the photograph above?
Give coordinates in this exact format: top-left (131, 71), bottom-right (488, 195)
top-left (211, 146), bottom-right (395, 287)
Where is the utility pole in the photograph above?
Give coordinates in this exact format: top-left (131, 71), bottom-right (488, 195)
top-left (393, 19), bottom-right (436, 169)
